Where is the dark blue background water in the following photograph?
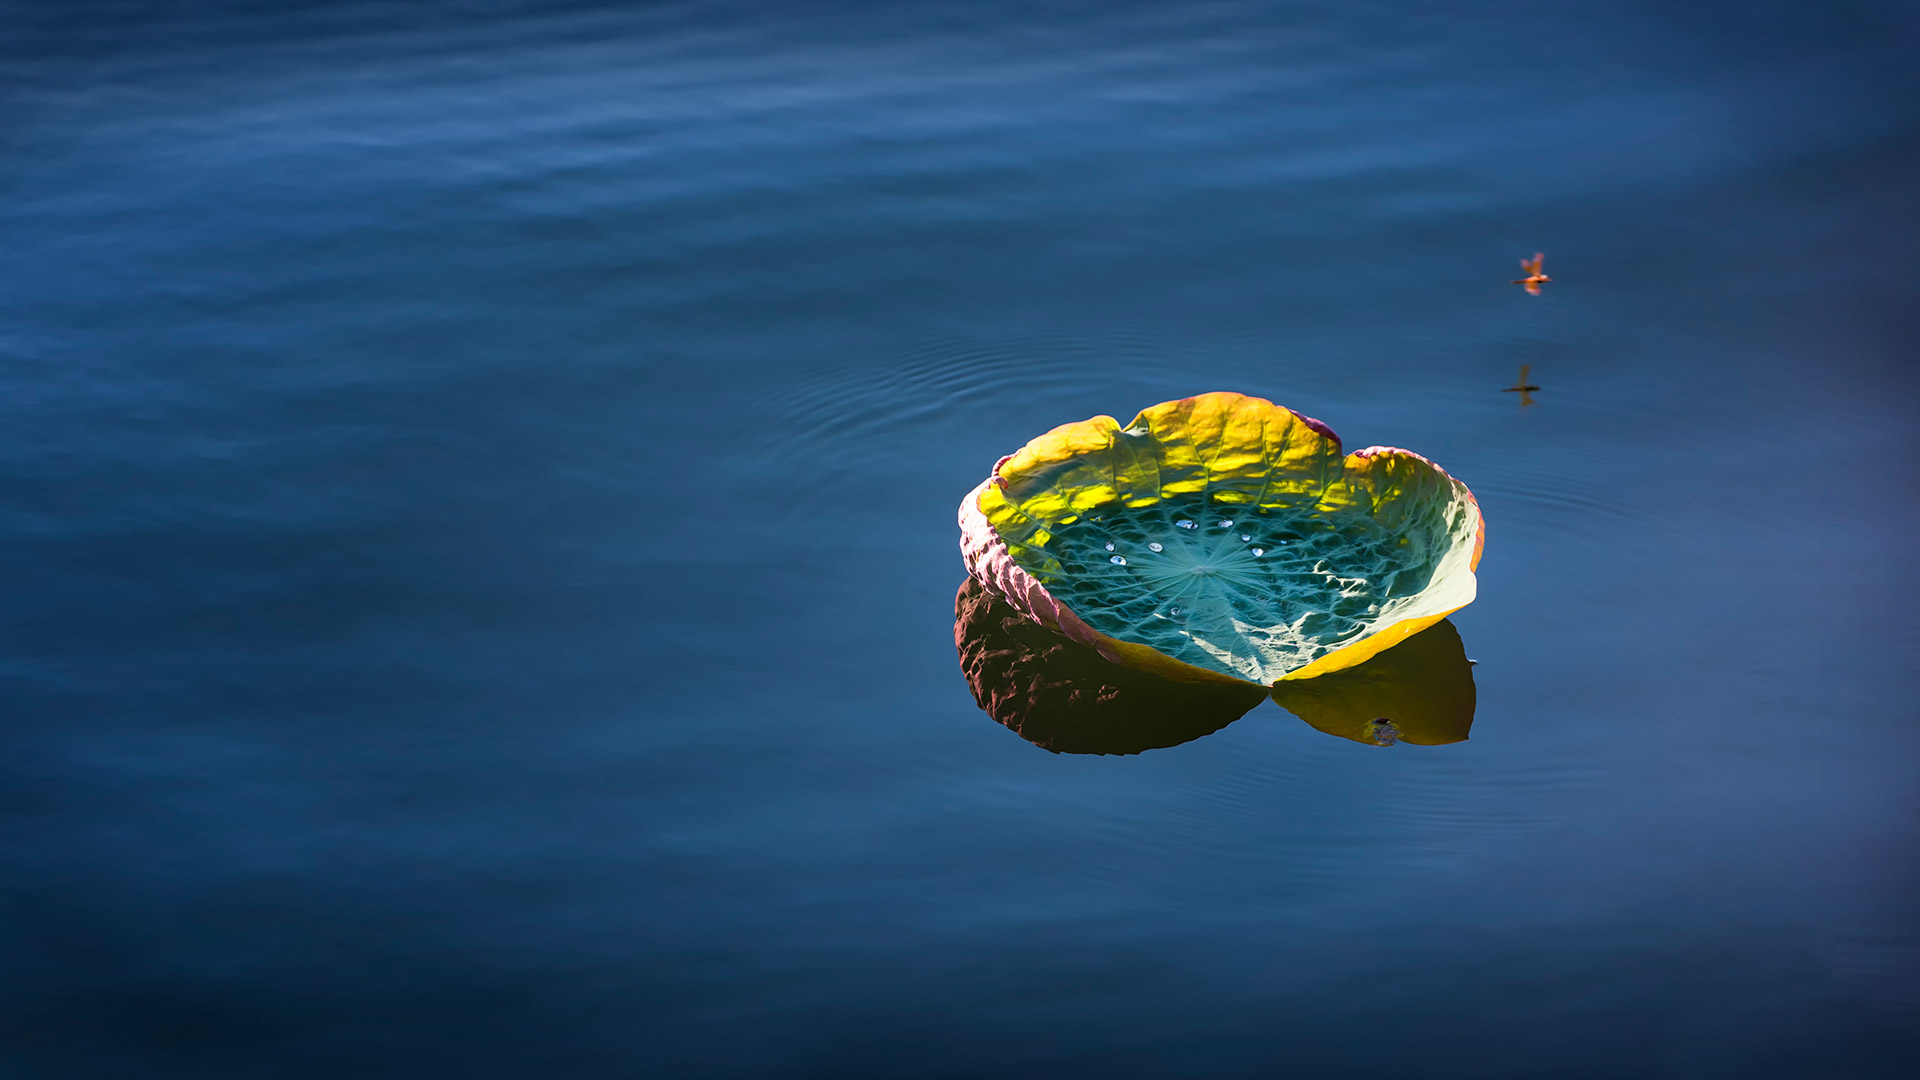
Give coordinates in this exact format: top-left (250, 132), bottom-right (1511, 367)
top-left (5, 2), bottom-right (1918, 1075)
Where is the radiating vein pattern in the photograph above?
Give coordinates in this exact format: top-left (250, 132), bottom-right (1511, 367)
top-left (1035, 494), bottom-right (1444, 682)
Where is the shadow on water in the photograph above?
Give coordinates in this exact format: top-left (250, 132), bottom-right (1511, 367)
top-left (954, 578), bottom-right (1475, 754)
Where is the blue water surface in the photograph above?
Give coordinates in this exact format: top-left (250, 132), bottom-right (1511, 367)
top-left (4, 2), bottom-right (1918, 1076)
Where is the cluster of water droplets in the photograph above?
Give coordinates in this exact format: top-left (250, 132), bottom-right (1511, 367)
top-left (1033, 495), bottom-right (1443, 682)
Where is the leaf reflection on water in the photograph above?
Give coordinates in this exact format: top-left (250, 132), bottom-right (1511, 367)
top-left (955, 579), bottom-right (1475, 754)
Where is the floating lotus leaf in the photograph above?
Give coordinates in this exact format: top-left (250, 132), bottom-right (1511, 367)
top-left (959, 392), bottom-right (1484, 686)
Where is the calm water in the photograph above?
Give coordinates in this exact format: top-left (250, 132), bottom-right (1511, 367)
top-left (5, 2), bottom-right (1919, 1075)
